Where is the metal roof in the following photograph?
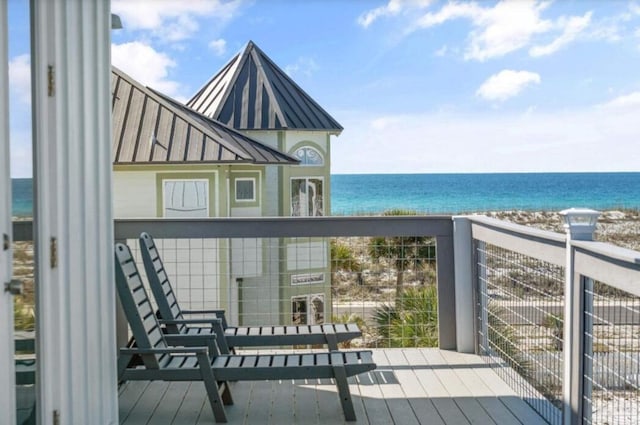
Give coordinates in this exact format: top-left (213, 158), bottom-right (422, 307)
top-left (186, 41), bottom-right (343, 133)
top-left (111, 67), bottom-right (299, 165)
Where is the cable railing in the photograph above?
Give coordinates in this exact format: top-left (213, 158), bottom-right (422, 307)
top-left (125, 233), bottom-right (438, 348)
top-left (582, 280), bottom-right (640, 425)
top-left (476, 241), bottom-right (564, 425)
top-left (469, 213), bottom-right (640, 425)
top-left (12, 212), bottom-right (640, 425)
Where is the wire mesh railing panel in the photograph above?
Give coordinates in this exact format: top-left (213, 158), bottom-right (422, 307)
top-left (583, 280), bottom-right (640, 425)
top-left (12, 240), bottom-right (35, 332)
top-left (127, 234), bottom-right (438, 349)
top-left (12, 240), bottom-right (36, 424)
top-left (331, 236), bottom-right (437, 348)
top-left (476, 241), bottom-right (564, 425)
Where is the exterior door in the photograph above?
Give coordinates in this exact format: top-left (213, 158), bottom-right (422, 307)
top-left (1, 1), bottom-right (17, 423)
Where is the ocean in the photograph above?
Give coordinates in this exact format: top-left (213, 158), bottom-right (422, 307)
top-left (330, 172), bottom-right (640, 215)
top-left (10, 172), bottom-right (640, 217)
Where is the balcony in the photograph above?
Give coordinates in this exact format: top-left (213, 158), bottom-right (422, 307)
top-left (118, 348), bottom-right (546, 425)
top-left (12, 213), bottom-right (640, 424)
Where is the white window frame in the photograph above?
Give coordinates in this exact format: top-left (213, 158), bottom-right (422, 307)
top-left (294, 146), bottom-right (324, 166)
top-left (234, 177), bottom-right (256, 202)
top-left (291, 294), bottom-right (325, 325)
top-left (290, 176), bottom-right (324, 217)
top-left (291, 272), bottom-right (325, 286)
top-left (162, 178), bottom-right (209, 218)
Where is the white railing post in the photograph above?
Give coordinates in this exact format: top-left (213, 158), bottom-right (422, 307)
top-left (560, 208), bottom-right (600, 425)
top-left (453, 216), bottom-right (475, 353)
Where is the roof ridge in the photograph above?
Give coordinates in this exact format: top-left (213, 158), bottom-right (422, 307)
top-left (187, 41), bottom-right (343, 132)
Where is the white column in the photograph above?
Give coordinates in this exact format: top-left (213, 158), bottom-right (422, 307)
top-left (453, 216), bottom-right (475, 353)
top-left (31, 1), bottom-right (117, 424)
top-left (0, 1), bottom-right (17, 423)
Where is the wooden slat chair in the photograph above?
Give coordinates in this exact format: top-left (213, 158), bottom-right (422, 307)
top-left (139, 232), bottom-right (362, 350)
top-left (115, 243), bottom-right (376, 422)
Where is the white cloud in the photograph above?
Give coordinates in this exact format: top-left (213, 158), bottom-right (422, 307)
top-left (530, 12), bottom-right (592, 57)
top-left (464, 0), bottom-right (553, 61)
top-left (9, 54), bottom-right (31, 105)
top-left (358, 0), bottom-right (433, 28)
top-left (382, 0), bottom-right (599, 61)
top-left (111, 0), bottom-right (244, 41)
top-left (208, 39), bottom-right (227, 56)
top-left (598, 91), bottom-right (640, 110)
top-left (111, 42), bottom-right (182, 97)
top-left (476, 70), bottom-right (541, 102)
top-left (285, 57), bottom-right (319, 78)
top-left (410, 0), bottom-right (552, 60)
top-left (415, 2), bottom-right (481, 28)
top-left (10, 130), bottom-right (32, 178)
top-left (332, 106), bottom-right (640, 174)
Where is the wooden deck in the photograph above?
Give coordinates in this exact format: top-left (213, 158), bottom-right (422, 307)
top-left (118, 348), bottom-right (548, 425)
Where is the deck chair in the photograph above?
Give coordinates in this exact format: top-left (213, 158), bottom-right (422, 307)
top-left (138, 232), bottom-right (361, 350)
top-left (115, 243), bottom-right (376, 422)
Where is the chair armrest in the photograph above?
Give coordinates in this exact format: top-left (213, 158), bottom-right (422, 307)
top-left (180, 309), bottom-right (228, 329)
top-left (182, 309), bottom-right (226, 316)
top-left (162, 321), bottom-right (230, 356)
top-left (119, 346), bottom-right (208, 355)
top-left (165, 334), bottom-right (217, 344)
top-left (160, 318), bottom-right (223, 326)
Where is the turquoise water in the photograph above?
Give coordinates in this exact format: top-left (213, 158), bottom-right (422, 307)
top-left (10, 172), bottom-right (640, 216)
top-left (11, 178), bottom-right (32, 217)
top-left (330, 172), bottom-right (640, 215)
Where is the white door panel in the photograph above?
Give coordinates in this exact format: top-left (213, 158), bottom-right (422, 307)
top-left (0, 1), bottom-right (17, 423)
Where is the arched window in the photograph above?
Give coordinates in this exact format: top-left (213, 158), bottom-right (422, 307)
top-left (294, 146), bottom-right (323, 166)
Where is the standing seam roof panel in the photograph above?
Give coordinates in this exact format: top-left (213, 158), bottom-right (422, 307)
top-left (111, 67), bottom-right (297, 165)
top-left (186, 41), bottom-right (342, 132)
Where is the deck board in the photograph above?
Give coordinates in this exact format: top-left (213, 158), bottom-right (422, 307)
top-left (118, 348), bottom-right (546, 425)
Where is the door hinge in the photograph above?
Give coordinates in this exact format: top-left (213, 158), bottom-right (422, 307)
top-left (2, 233), bottom-right (8, 251)
top-left (48, 65), bottom-right (55, 97)
top-left (53, 410), bottom-right (60, 425)
top-left (4, 279), bottom-right (23, 295)
top-left (50, 237), bottom-right (58, 268)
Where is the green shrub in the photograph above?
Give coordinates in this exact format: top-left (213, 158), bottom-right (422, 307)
top-left (372, 285), bottom-right (439, 348)
top-left (14, 297), bottom-right (35, 331)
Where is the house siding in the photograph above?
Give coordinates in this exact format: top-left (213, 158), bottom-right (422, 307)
top-left (113, 171), bottom-right (157, 218)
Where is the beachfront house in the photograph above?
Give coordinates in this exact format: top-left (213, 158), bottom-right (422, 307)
top-left (112, 41), bottom-right (343, 326)
top-left (5, 2), bottom-right (639, 424)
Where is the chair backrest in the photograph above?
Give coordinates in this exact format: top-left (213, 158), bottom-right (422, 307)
top-left (114, 243), bottom-right (169, 369)
top-left (138, 232), bottom-right (186, 333)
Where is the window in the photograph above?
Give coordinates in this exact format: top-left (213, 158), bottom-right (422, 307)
top-left (235, 178), bottom-right (255, 202)
top-left (291, 294), bottom-right (325, 325)
top-left (294, 146), bottom-right (323, 166)
top-left (163, 179), bottom-right (208, 217)
top-left (291, 178), bottom-right (323, 216)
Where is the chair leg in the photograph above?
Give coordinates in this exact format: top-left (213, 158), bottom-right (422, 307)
top-left (331, 353), bottom-right (356, 421)
top-left (219, 381), bottom-right (234, 405)
top-left (198, 353), bottom-right (228, 423)
top-left (324, 325), bottom-right (339, 351)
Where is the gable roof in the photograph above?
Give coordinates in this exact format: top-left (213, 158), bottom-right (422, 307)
top-left (111, 67), bottom-right (299, 166)
top-left (186, 41), bottom-right (343, 133)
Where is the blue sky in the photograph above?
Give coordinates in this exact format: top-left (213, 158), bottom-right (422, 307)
top-left (7, 0), bottom-right (640, 177)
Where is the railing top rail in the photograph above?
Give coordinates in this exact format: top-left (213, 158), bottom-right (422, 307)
top-left (10, 216), bottom-right (455, 241)
top-left (573, 240), bottom-right (640, 268)
top-left (466, 215), bottom-right (566, 245)
top-left (114, 216), bottom-right (454, 239)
